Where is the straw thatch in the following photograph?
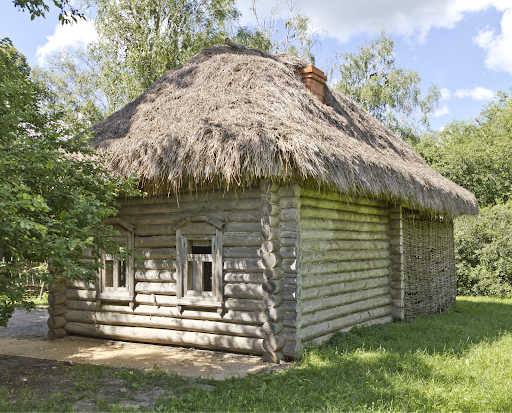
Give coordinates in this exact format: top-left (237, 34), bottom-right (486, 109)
top-left (89, 45), bottom-right (478, 218)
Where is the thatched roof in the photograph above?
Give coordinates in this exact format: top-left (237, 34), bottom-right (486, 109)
top-left (89, 46), bottom-right (478, 218)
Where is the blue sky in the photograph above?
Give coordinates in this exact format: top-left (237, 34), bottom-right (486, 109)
top-left (2, 0), bottom-right (512, 132)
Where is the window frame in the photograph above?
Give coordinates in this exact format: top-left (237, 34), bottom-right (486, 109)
top-left (174, 215), bottom-right (224, 307)
top-left (96, 218), bottom-right (135, 302)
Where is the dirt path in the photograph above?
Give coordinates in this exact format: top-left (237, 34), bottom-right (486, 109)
top-left (0, 308), bottom-right (282, 380)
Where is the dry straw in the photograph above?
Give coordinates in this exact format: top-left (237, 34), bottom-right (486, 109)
top-left (90, 45), bottom-right (478, 218)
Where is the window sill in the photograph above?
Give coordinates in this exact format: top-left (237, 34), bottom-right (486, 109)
top-left (176, 299), bottom-right (223, 308)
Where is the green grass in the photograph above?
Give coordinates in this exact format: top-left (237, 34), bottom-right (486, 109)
top-left (2, 296), bottom-right (512, 412)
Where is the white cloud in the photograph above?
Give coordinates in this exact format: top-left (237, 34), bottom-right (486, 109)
top-left (36, 19), bottom-right (97, 65)
top-left (441, 88), bottom-right (451, 99)
top-left (237, 0), bottom-right (512, 43)
top-left (434, 106), bottom-right (450, 117)
top-left (439, 126), bottom-right (446, 131)
top-left (474, 9), bottom-right (512, 75)
top-left (454, 87), bottom-right (495, 100)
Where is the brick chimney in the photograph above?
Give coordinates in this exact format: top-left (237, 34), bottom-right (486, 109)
top-left (299, 65), bottom-right (327, 104)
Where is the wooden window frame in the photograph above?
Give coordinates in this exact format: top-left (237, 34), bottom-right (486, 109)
top-left (174, 215), bottom-right (224, 308)
top-left (96, 218), bottom-right (135, 302)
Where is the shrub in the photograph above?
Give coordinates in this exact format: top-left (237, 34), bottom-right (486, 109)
top-left (455, 201), bottom-right (512, 297)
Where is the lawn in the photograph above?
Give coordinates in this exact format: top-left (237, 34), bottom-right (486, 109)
top-left (1, 296), bottom-right (512, 412)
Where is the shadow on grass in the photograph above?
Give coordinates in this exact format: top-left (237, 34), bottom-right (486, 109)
top-left (162, 297), bottom-right (512, 412)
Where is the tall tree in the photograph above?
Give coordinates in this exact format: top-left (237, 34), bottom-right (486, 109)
top-left (12, 0), bottom-right (84, 23)
top-left (330, 29), bottom-right (440, 142)
top-left (0, 38), bottom-right (140, 326)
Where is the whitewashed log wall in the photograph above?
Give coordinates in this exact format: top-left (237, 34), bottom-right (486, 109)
top-left (389, 206), bottom-right (405, 320)
top-left (294, 188), bottom-right (393, 351)
top-left (59, 188), bottom-right (268, 354)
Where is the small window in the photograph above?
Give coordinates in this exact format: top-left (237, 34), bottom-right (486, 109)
top-left (97, 218), bottom-right (135, 302)
top-left (174, 215), bottom-right (224, 306)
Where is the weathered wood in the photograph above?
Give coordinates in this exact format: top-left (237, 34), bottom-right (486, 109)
top-left (135, 235), bottom-right (176, 248)
top-left (301, 249), bottom-right (389, 264)
top-left (299, 305), bottom-right (392, 341)
top-left (224, 298), bottom-right (265, 311)
top-left (48, 328), bottom-right (67, 340)
top-left (282, 312), bottom-right (296, 327)
top-left (300, 188), bottom-right (388, 207)
top-left (300, 197), bottom-right (389, 216)
top-left (301, 206), bottom-right (389, 224)
top-left (301, 258), bottom-right (391, 276)
top-left (47, 316), bottom-right (66, 330)
top-left (224, 233), bottom-right (263, 247)
top-left (65, 323), bottom-right (265, 353)
top-left (48, 283), bottom-right (66, 294)
top-left (135, 269), bottom-right (176, 281)
top-left (280, 247), bottom-right (297, 258)
top-left (278, 208), bottom-right (298, 222)
top-left (301, 239), bottom-right (389, 252)
top-left (301, 276), bottom-right (390, 301)
top-left (301, 267), bottom-right (389, 289)
top-left (135, 282), bottom-right (176, 294)
top-left (65, 279), bottom-right (96, 290)
top-left (301, 295), bottom-right (392, 327)
top-left (65, 311), bottom-right (265, 338)
top-left (48, 305), bottom-right (66, 317)
top-left (65, 289), bottom-right (95, 301)
top-left (134, 248), bottom-right (176, 260)
top-left (300, 285), bottom-right (391, 315)
top-left (224, 247), bottom-right (262, 259)
top-left (48, 293), bottom-right (67, 306)
top-left (223, 258), bottom-right (265, 272)
top-left (224, 272), bottom-right (264, 283)
top-left (224, 283), bottom-right (263, 299)
top-left (281, 340), bottom-right (297, 358)
top-left (282, 328), bottom-right (296, 341)
top-left (134, 260), bottom-right (176, 270)
top-left (282, 285), bottom-right (297, 300)
top-left (300, 219), bottom-right (387, 233)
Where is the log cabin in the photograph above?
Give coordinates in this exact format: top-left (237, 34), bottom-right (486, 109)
top-left (47, 41), bottom-right (478, 362)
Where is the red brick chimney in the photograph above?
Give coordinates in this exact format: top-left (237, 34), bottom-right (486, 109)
top-left (299, 65), bottom-right (327, 104)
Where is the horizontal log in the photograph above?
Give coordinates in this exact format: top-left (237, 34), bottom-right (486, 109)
top-left (282, 285), bottom-right (297, 301)
top-left (48, 304), bottom-right (66, 317)
top-left (65, 311), bottom-right (265, 338)
top-left (224, 298), bottom-right (265, 311)
top-left (279, 197), bottom-right (300, 209)
top-left (300, 286), bottom-right (391, 314)
top-left (299, 188), bottom-right (388, 207)
top-left (300, 219), bottom-right (387, 233)
top-left (301, 294), bottom-right (392, 327)
top-left (282, 301), bottom-right (297, 312)
top-left (280, 247), bottom-right (297, 259)
top-left (65, 289), bottom-right (95, 301)
top-left (48, 328), bottom-right (67, 340)
top-left (301, 259), bottom-right (391, 276)
top-left (224, 233), bottom-right (263, 247)
top-left (301, 249), bottom-right (389, 264)
top-left (224, 258), bottom-right (265, 272)
top-left (66, 299), bottom-right (266, 324)
top-left (301, 207), bottom-right (388, 224)
top-left (280, 237), bottom-right (298, 247)
top-left (48, 293), bottom-right (67, 306)
top-left (281, 340), bottom-right (297, 359)
top-left (224, 247), bottom-right (262, 259)
top-left (64, 323), bottom-right (264, 354)
top-left (135, 235), bottom-right (176, 248)
top-left (279, 221), bottom-right (298, 232)
top-left (299, 305), bottom-right (392, 342)
top-left (301, 239), bottom-right (389, 252)
top-left (47, 316), bottom-right (66, 330)
top-left (224, 272), bottom-right (264, 283)
top-left (120, 197), bottom-right (263, 216)
top-left (225, 283), bottom-right (263, 299)
top-left (282, 312), bottom-right (296, 327)
top-left (301, 267), bottom-right (390, 289)
top-left (48, 283), bottom-right (66, 294)
top-left (134, 248), bottom-right (176, 260)
top-left (65, 279), bottom-right (96, 290)
top-left (282, 328), bottom-right (296, 341)
top-left (300, 196), bottom-right (389, 216)
top-left (135, 282), bottom-right (176, 294)
top-left (282, 259), bottom-right (300, 274)
top-left (135, 269), bottom-right (176, 282)
top-left (135, 260), bottom-right (176, 270)
top-left (278, 208), bottom-right (298, 222)
top-left (301, 276), bottom-right (390, 301)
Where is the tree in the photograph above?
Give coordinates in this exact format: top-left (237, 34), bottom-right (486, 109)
top-left (12, 0), bottom-right (84, 23)
top-left (416, 89), bottom-right (512, 207)
top-left (330, 29), bottom-right (440, 142)
top-left (0, 38), bottom-right (140, 326)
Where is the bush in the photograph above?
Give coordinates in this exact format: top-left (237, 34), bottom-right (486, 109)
top-left (455, 201), bottom-right (512, 297)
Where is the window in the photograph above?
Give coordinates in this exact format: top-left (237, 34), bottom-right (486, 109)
top-left (97, 218), bottom-right (135, 302)
top-left (174, 215), bottom-right (224, 307)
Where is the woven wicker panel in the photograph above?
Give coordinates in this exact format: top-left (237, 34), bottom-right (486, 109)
top-left (402, 209), bottom-right (456, 319)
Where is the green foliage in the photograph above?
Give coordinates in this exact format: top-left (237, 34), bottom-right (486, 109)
top-left (455, 202), bottom-right (512, 298)
top-left (12, 0), bottom-right (84, 23)
top-left (416, 89), bottom-right (512, 207)
top-left (330, 29), bottom-right (440, 142)
top-left (0, 38), bottom-right (140, 326)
